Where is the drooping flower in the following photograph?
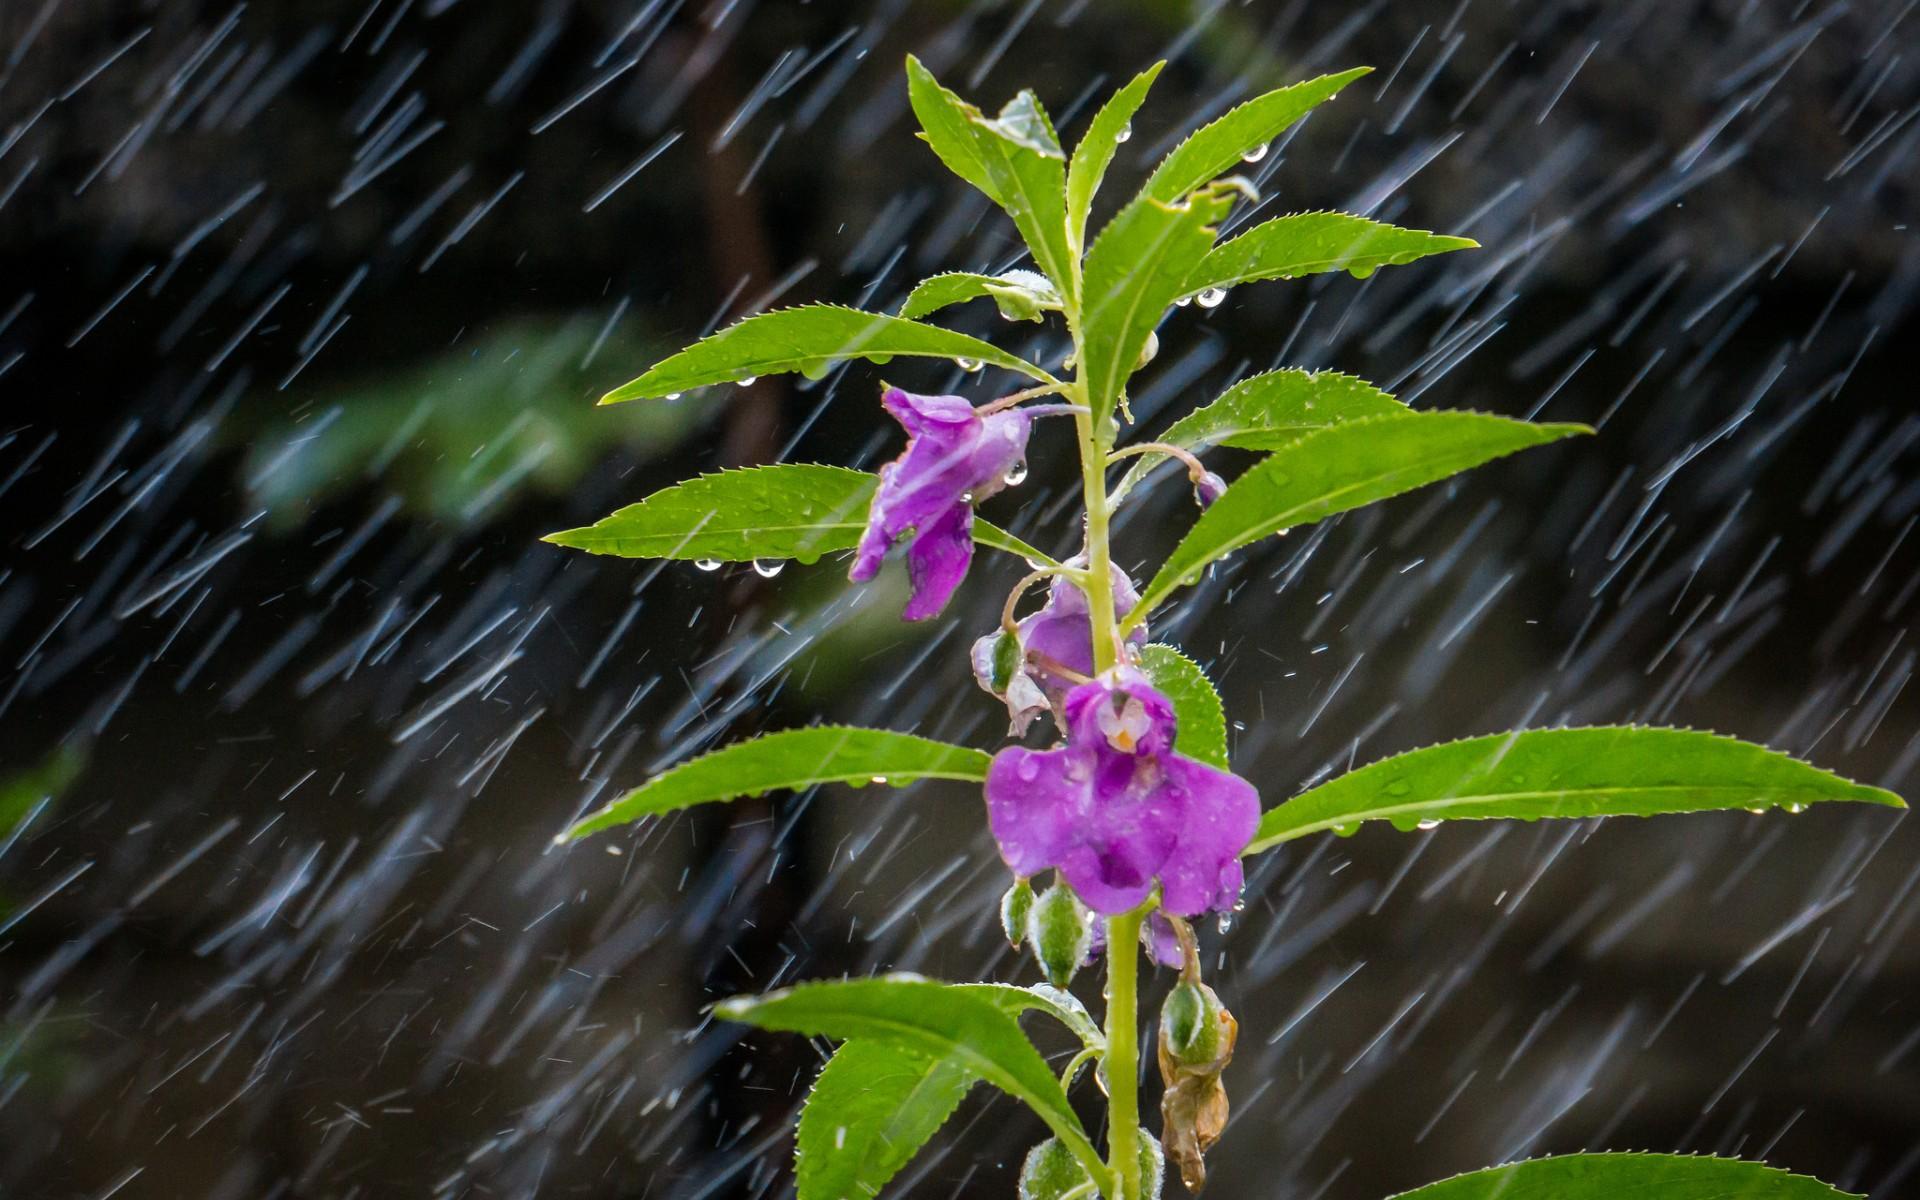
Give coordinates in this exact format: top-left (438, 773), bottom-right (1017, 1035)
top-left (984, 668), bottom-right (1258, 917)
top-left (970, 563), bottom-right (1147, 735)
top-left (850, 387), bottom-right (1031, 620)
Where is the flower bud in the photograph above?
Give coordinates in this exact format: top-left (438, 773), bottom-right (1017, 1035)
top-left (1192, 470), bottom-right (1227, 510)
top-left (1160, 978), bottom-right (1228, 1066)
top-left (1027, 882), bottom-right (1094, 988)
top-left (1017, 1138), bottom-right (1084, 1200)
top-left (1000, 877), bottom-right (1034, 948)
top-left (1017, 1134), bottom-right (1164, 1200)
top-left (987, 627), bottom-right (1022, 692)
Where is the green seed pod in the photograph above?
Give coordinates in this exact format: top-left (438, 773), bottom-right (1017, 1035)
top-left (1160, 978), bottom-right (1227, 1067)
top-left (1138, 1130), bottom-right (1167, 1200)
top-left (1027, 882), bottom-right (1093, 988)
top-left (1017, 1137), bottom-right (1088, 1200)
top-left (1000, 877), bottom-right (1035, 948)
top-left (988, 628), bottom-right (1022, 692)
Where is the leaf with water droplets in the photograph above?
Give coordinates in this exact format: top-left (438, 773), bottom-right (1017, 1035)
top-left (1138, 67), bottom-right (1371, 204)
top-left (718, 976), bottom-right (1109, 1193)
top-left (544, 463), bottom-right (1055, 567)
top-left (1080, 179), bottom-right (1242, 428)
top-left (1136, 644), bottom-right (1228, 769)
top-left (1067, 61), bottom-right (1164, 248)
top-left (600, 305), bottom-right (1051, 402)
top-left (1185, 211), bottom-right (1476, 294)
top-left (1246, 726), bottom-right (1903, 855)
top-left (905, 55), bottom-right (1002, 205)
top-left (1134, 412), bottom-right (1587, 620)
top-left (898, 269), bottom-right (1061, 323)
top-left (796, 1041), bottom-right (976, 1200)
top-left (1113, 370), bottom-right (1408, 502)
top-left (967, 91), bottom-right (1076, 302)
top-left (1385, 1153), bottom-right (1862, 1200)
top-left (562, 727), bottom-right (992, 840)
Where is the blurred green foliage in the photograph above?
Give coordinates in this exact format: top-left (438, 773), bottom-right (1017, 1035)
top-left (240, 319), bottom-right (716, 524)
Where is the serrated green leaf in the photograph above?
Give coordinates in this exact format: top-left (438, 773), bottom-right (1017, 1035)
top-left (1139, 67), bottom-right (1371, 204)
top-left (600, 305), bottom-right (1050, 402)
top-left (1248, 726), bottom-right (1904, 854)
top-left (966, 982), bottom-right (1105, 1049)
top-left (1385, 1153), bottom-right (1863, 1200)
top-left (968, 92), bottom-right (1075, 302)
top-left (543, 463), bottom-right (1055, 568)
top-left (1112, 369), bottom-right (1408, 502)
top-left (1136, 644), bottom-right (1228, 769)
top-left (1080, 180), bottom-right (1240, 428)
top-left (1186, 211), bottom-right (1476, 295)
top-left (1134, 413), bottom-right (1588, 620)
top-left (899, 269), bottom-right (1060, 323)
top-left (563, 728), bottom-right (992, 840)
top-left (718, 975), bottom-right (1110, 1193)
top-left (906, 55), bottom-right (1001, 204)
top-left (796, 1041), bottom-right (975, 1200)
top-left (1067, 62), bottom-right (1164, 249)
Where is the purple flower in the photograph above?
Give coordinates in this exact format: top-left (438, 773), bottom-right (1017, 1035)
top-left (851, 387), bottom-right (1031, 620)
top-left (1087, 911), bottom-right (1186, 969)
top-left (985, 668), bottom-right (1259, 917)
top-left (1192, 470), bottom-right (1227, 509)
top-left (970, 563), bottom-right (1147, 735)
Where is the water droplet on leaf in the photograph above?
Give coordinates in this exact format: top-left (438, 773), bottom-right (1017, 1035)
top-left (1240, 141), bottom-right (1269, 163)
top-left (751, 558), bottom-right (784, 578)
top-left (1196, 287), bottom-right (1227, 309)
top-left (694, 558), bottom-right (723, 572)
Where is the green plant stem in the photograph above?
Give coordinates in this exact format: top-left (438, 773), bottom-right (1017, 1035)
top-left (1076, 398), bottom-right (1120, 672)
top-left (1103, 906), bottom-right (1145, 1200)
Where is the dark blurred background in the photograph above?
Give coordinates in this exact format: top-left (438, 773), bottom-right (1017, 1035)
top-left (1, 1), bottom-right (1917, 1197)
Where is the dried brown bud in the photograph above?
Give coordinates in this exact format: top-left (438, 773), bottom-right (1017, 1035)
top-left (1157, 980), bottom-right (1237, 1193)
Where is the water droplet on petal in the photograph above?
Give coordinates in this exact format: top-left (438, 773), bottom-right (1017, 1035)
top-left (752, 558), bottom-right (784, 578)
top-left (1004, 460), bottom-right (1029, 486)
top-left (1196, 286), bottom-right (1227, 309)
top-left (694, 558), bottom-right (723, 572)
top-left (1240, 141), bottom-right (1269, 163)
top-left (1215, 912), bottom-right (1233, 934)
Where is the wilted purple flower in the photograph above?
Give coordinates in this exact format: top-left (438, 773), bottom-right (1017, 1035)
top-left (985, 668), bottom-right (1259, 917)
top-left (851, 387), bottom-right (1031, 620)
top-left (970, 563), bottom-right (1146, 735)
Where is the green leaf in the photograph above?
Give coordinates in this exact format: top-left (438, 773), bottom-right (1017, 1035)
top-left (1139, 67), bottom-right (1371, 204)
top-left (600, 305), bottom-right (1051, 402)
top-left (899, 269), bottom-right (1060, 323)
top-left (1112, 370), bottom-right (1408, 502)
top-left (563, 728), bottom-right (992, 840)
top-left (968, 92), bottom-right (1075, 301)
top-left (1136, 644), bottom-right (1228, 769)
top-left (1134, 413), bottom-right (1588, 620)
top-left (1186, 212), bottom-right (1477, 294)
top-left (543, 464), bottom-right (1055, 568)
top-left (906, 55), bottom-right (1001, 205)
top-left (966, 982), bottom-right (1105, 1049)
top-left (1385, 1153), bottom-right (1862, 1200)
top-left (796, 1041), bottom-right (975, 1200)
top-left (1248, 726), bottom-right (1904, 855)
top-left (1080, 179), bottom-right (1242, 428)
top-left (1066, 62), bottom-right (1164, 248)
top-left (718, 975), bottom-right (1109, 1193)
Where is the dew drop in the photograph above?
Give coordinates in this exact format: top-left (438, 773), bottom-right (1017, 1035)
top-left (1114, 121), bottom-right (1132, 144)
top-left (956, 356), bottom-right (982, 372)
top-left (1416, 818), bottom-right (1441, 831)
top-left (1385, 779), bottom-right (1412, 797)
top-left (694, 558), bottom-right (723, 572)
top-left (1196, 286), bottom-right (1227, 309)
top-left (1173, 294), bottom-right (1193, 307)
top-left (871, 775), bottom-right (890, 785)
top-left (737, 375), bottom-right (758, 386)
top-left (959, 491), bottom-right (975, 504)
top-left (751, 558), bottom-right (785, 578)
top-left (1215, 912), bottom-right (1233, 934)
top-left (1240, 141), bottom-right (1269, 163)
top-left (1004, 460), bottom-right (1029, 486)
top-left (665, 392), bottom-right (683, 401)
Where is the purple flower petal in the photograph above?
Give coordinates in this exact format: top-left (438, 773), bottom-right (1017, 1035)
top-left (851, 388), bottom-right (1031, 619)
top-left (985, 669), bottom-right (1258, 919)
top-left (1145, 912), bottom-right (1185, 968)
